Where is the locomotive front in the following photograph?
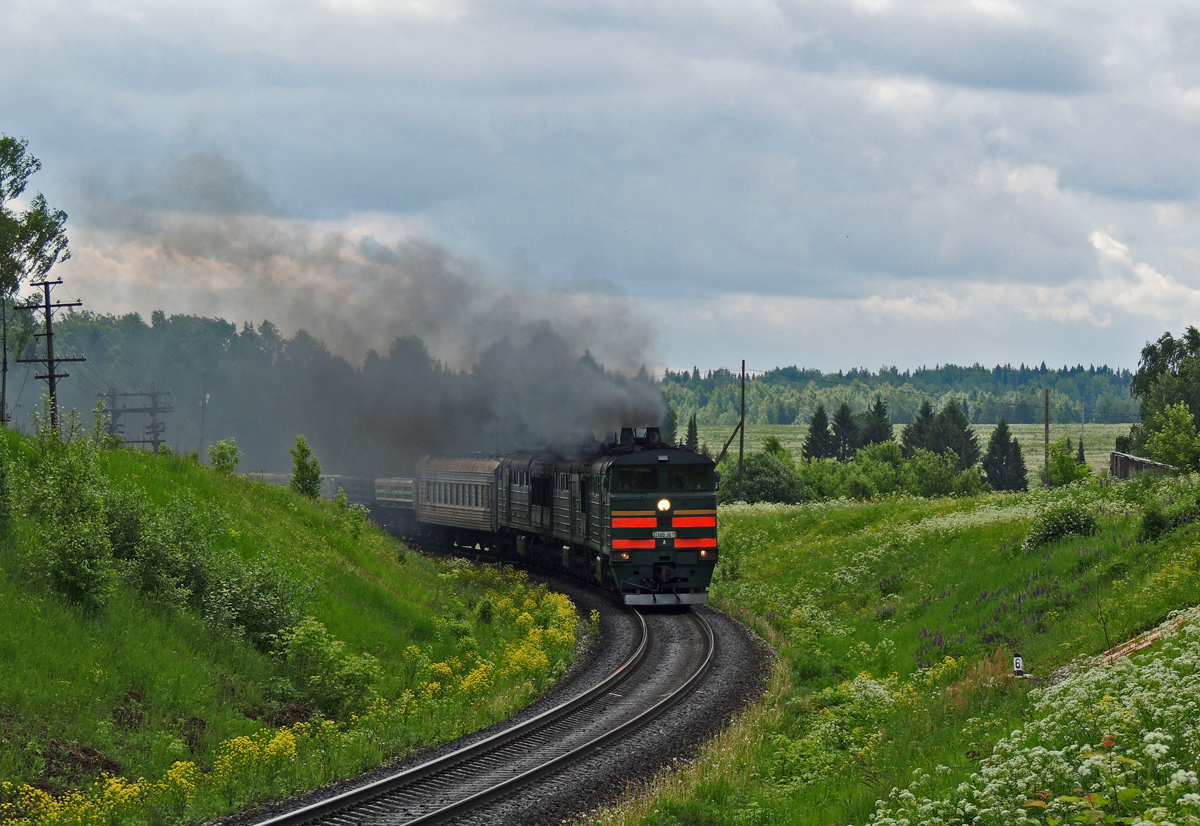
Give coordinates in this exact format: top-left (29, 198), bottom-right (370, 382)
top-left (604, 443), bottom-right (718, 605)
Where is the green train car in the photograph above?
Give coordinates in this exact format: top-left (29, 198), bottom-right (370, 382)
top-left (412, 427), bottom-right (718, 605)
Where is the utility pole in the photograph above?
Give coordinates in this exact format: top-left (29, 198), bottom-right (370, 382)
top-left (15, 279), bottom-right (83, 432)
top-left (1, 298), bottom-right (8, 426)
top-left (102, 386), bottom-right (174, 453)
top-left (738, 359), bottom-right (745, 501)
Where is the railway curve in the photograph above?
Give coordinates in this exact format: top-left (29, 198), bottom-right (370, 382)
top-left (231, 578), bottom-right (771, 826)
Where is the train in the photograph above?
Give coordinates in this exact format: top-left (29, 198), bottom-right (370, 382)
top-left (403, 427), bottom-right (719, 605)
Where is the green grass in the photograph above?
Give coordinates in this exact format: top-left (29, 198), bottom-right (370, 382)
top-left (0, 429), bottom-right (576, 825)
top-left (589, 474), bottom-right (1200, 826)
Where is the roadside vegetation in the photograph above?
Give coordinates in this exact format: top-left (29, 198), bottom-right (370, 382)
top-left (0, 413), bottom-right (577, 826)
top-left (591, 330), bottom-right (1200, 825)
top-left (590, 473), bottom-right (1200, 826)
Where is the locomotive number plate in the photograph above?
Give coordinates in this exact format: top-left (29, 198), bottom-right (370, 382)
top-left (652, 531), bottom-right (677, 539)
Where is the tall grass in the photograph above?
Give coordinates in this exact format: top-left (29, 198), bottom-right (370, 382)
top-left (0, 427), bottom-right (578, 826)
top-left (590, 473), bottom-right (1200, 825)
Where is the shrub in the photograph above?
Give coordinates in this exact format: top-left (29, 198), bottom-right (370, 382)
top-left (29, 412), bottom-right (114, 612)
top-left (204, 557), bottom-right (308, 652)
top-left (275, 616), bottom-right (382, 717)
top-left (1138, 492), bottom-right (1200, 543)
top-left (333, 488), bottom-right (369, 539)
top-left (1022, 502), bottom-right (1099, 551)
top-left (208, 438), bottom-right (240, 475)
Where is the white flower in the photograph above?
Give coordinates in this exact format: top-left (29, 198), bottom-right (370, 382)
top-left (1170, 769), bottom-right (1198, 790)
top-left (1144, 742), bottom-right (1170, 759)
top-left (1179, 792), bottom-right (1200, 808)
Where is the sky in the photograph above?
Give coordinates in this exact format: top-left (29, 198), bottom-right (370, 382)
top-left (6, 0), bottom-right (1200, 376)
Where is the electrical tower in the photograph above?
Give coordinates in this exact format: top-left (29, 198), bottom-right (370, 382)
top-left (15, 279), bottom-right (83, 431)
top-left (101, 385), bottom-right (174, 453)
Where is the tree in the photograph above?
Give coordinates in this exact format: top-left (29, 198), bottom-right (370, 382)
top-left (930, 399), bottom-right (981, 470)
top-left (802, 404), bottom-right (835, 460)
top-left (718, 451), bottom-right (805, 505)
top-left (1046, 437), bottom-right (1091, 487)
top-left (1144, 402), bottom-right (1200, 471)
top-left (900, 399), bottom-right (935, 456)
top-left (660, 396), bottom-right (678, 446)
top-left (831, 402), bottom-right (858, 462)
top-left (289, 435), bottom-right (323, 498)
top-left (1, 135), bottom-right (71, 296)
top-left (762, 435), bottom-right (793, 470)
top-left (1125, 327), bottom-right (1200, 453)
top-left (981, 419), bottom-right (1028, 492)
top-left (685, 413), bottom-right (699, 452)
top-left (860, 395), bottom-right (893, 446)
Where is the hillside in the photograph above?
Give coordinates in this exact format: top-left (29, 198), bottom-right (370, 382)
top-left (0, 421), bottom-right (577, 826)
top-left (593, 473), bottom-right (1200, 825)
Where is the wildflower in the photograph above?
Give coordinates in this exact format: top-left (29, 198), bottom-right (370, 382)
top-left (1179, 793), bottom-right (1200, 807)
top-left (1170, 769), bottom-right (1199, 790)
top-left (1144, 742), bottom-right (1170, 760)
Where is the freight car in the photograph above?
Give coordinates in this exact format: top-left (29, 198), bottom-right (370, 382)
top-left (410, 427), bottom-right (718, 605)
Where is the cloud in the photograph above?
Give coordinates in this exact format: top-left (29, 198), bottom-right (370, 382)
top-left (9, 0), bottom-right (1200, 375)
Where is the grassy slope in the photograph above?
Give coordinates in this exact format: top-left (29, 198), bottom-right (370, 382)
top-left (0, 432), bottom-right (575, 823)
top-left (590, 475), bottom-right (1200, 825)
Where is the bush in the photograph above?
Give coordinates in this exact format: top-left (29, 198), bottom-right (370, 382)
top-left (29, 412), bottom-right (114, 612)
top-left (208, 437), bottom-right (240, 475)
top-left (275, 616), bottom-right (382, 717)
top-left (1138, 492), bottom-right (1200, 543)
top-left (1022, 502), bottom-right (1099, 551)
top-left (204, 556), bottom-right (308, 652)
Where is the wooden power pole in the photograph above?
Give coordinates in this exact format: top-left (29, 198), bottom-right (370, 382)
top-left (16, 279), bottom-right (83, 432)
top-left (738, 359), bottom-right (745, 501)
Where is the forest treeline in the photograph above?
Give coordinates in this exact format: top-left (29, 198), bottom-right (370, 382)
top-left (4, 308), bottom-right (1139, 477)
top-left (661, 362), bottom-right (1137, 427)
top-left (8, 309), bottom-right (659, 477)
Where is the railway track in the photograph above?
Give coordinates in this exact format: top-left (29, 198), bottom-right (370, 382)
top-left (254, 608), bottom-right (714, 826)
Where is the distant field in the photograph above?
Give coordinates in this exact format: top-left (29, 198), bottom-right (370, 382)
top-left (696, 422), bottom-right (1135, 479)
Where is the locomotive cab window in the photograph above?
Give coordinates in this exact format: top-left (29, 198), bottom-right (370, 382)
top-left (614, 467), bottom-right (657, 492)
top-left (668, 466), bottom-right (714, 491)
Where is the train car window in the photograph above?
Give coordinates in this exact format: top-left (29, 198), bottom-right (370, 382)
top-left (614, 467), bottom-right (657, 492)
top-left (668, 466), bottom-right (714, 491)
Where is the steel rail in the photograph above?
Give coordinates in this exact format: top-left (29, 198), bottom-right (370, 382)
top-left (405, 609), bottom-right (716, 825)
top-left (253, 609), bottom-right (650, 826)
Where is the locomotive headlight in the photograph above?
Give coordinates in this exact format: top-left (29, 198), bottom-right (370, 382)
top-left (616, 551), bottom-right (631, 561)
top-left (700, 549), bottom-right (712, 558)
top-left (657, 498), bottom-right (671, 512)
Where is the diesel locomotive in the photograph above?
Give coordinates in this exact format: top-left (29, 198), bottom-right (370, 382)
top-left (408, 427), bottom-right (718, 605)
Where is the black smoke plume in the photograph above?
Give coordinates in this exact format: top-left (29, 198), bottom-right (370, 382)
top-left (58, 150), bottom-right (664, 473)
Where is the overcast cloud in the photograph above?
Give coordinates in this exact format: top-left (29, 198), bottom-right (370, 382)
top-left (6, 0), bottom-right (1200, 372)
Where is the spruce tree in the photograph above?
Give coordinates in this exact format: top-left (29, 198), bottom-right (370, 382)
top-left (832, 402), bottom-right (859, 462)
top-left (931, 399), bottom-right (981, 470)
top-left (685, 414), bottom-right (699, 452)
top-left (900, 399), bottom-right (935, 456)
top-left (982, 419), bottom-right (1028, 491)
top-left (860, 395), bottom-right (893, 446)
top-left (802, 404), bottom-right (835, 460)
